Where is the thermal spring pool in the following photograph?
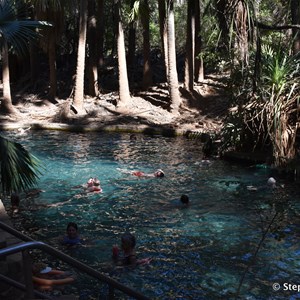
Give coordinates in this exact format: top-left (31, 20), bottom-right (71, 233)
top-left (2, 130), bottom-right (300, 300)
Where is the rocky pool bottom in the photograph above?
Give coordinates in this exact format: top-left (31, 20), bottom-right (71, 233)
top-left (2, 130), bottom-right (300, 299)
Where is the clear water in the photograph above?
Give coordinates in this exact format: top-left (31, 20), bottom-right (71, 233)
top-left (2, 130), bottom-right (300, 300)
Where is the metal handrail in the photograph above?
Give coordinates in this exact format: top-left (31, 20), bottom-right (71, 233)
top-left (0, 221), bottom-right (150, 300)
top-left (0, 220), bottom-right (34, 242)
top-left (0, 273), bottom-right (54, 300)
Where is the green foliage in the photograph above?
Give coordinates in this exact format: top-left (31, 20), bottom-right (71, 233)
top-left (150, 21), bottom-right (160, 47)
top-left (0, 136), bottom-right (41, 194)
top-left (221, 42), bottom-right (300, 167)
top-left (0, 0), bottom-right (51, 56)
top-left (261, 45), bottom-right (296, 95)
top-left (174, 1), bottom-right (187, 51)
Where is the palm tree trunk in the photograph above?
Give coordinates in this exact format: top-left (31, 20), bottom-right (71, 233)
top-left (158, 0), bottom-right (168, 81)
top-left (184, 0), bottom-right (195, 91)
top-left (115, 0), bottom-right (130, 106)
top-left (87, 0), bottom-right (98, 97)
top-left (30, 42), bottom-right (40, 88)
top-left (194, 0), bottom-right (204, 82)
top-left (142, 0), bottom-right (152, 90)
top-left (73, 0), bottom-right (88, 115)
top-left (1, 40), bottom-right (17, 115)
top-left (127, 0), bottom-right (137, 86)
top-left (48, 33), bottom-right (57, 102)
top-left (97, 0), bottom-right (105, 68)
top-left (167, 0), bottom-right (180, 114)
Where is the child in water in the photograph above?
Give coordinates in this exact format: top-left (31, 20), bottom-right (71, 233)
top-left (112, 232), bottom-right (151, 267)
top-left (86, 177), bottom-right (102, 193)
top-left (61, 222), bottom-right (83, 247)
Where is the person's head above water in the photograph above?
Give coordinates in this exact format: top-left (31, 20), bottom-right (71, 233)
top-left (66, 222), bottom-right (79, 239)
top-left (93, 178), bottom-right (101, 186)
top-left (154, 169), bottom-right (164, 178)
top-left (267, 177), bottom-right (276, 187)
top-left (121, 232), bottom-right (136, 251)
top-left (87, 178), bottom-right (94, 187)
top-left (180, 194), bottom-right (189, 205)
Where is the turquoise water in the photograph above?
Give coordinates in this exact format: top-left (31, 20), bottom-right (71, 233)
top-left (2, 130), bottom-right (300, 300)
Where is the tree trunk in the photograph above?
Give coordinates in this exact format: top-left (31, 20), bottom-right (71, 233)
top-left (73, 0), bottom-right (88, 115)
top-left (184, 0), bottom-right (195, 91)
top-left (194, 0), bottom-right (204, 82)
top-left (127, 0), bottom-right (137, 86)
top-left (291, 0), bottom-right (300, 54)
top-left (234, 1), bottom-right (249, 66)
top-left (97, 0), bottom-right (105, 68)
top-left (29, 42), bottom-right (40, 88)
top-left (167, 0), bottom-right (180, 114)
top-left (142, 0), bottom-right (152, 90)
top-left (48, 33), bottom-right (57, 102)
top-left (87, 0), bottom-right (98, 97)
top-left (158, 0), bottom-right (168, 81)
top-left (114, 0), bottom-right (131, 106)
top-left (215, 0), bottom-right (229, 50)
top-left (1, 41), bottom-right (17, 115)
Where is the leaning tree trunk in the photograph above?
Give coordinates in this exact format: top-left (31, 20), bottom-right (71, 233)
top-left (1, 40), bottom-right (17, 115)
top-left (167, 0), bottom-right (181, 114)
top-left (115, 0), bottom-right (131, 106)
top-left (73, 0), bottom-right (88, 115)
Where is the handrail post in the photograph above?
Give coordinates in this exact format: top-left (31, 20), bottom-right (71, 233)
top-left (22, 250), bottom-right (34, 299)
top-left (108, 285), bottom-right (115, 300)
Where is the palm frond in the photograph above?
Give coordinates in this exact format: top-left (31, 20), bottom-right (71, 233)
top-left (0, 0), bottom-right (51, 55)
top-left (0, 136), bottom-right (42, 194)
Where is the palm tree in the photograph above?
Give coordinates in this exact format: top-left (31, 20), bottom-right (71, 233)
top-left (29, 0), bottom-right (67, 102)
top-left (130, 0), bottom-right (152, 90)
top-left (158, 0), bottom-right (168, 81)
top-left (114, 0), bottom-right (131, 106)
top-left (96, 0), bottom-right (104, 69)
top-left (0, 135), bottom-right (41, 194)
top-left (0, 0), bottom-right (49, 115)
top-left (127, 0), bottom-right (137, 78)
top-left (87, 0), bottom-right (98, 97)
top-left (184, 0), bottom-right (195, 91)
top-left (141, 0), bottom-right (152, 90)
top-left (194, 0), bottom-right (203, 82)
top-left (72, 0), bottom-right (88, 115)
top-left (167, 0), bottom-right (180, 114)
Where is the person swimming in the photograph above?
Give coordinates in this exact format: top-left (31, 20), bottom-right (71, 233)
top-left (86, 177), bottom-right (103, 193)
top-left (112, 232), bottom-right (152, 266)
top-left (131, 169), bottom-right (164, 178)
top-left (61, 222), bottom-right (83, 247)
top-left (180, 194), bottom-right (189, 206)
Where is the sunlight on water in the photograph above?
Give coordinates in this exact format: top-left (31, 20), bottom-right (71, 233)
top-left (1, 130), bottom-right (300, 300)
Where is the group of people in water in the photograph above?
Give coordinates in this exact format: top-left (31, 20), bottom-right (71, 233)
top-left (83, 169), bottom-right (165, 195)
top-left (32, 221), bottom-right (156, 290)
